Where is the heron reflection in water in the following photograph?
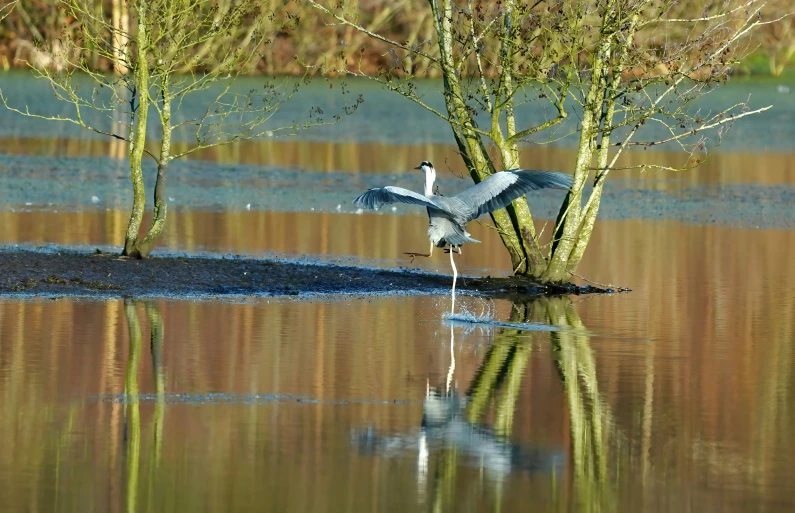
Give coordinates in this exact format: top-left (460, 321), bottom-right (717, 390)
top-left (350, 302), bottom-right (568, 482)
top-left (351, 297), bottom-right (615, 510)
top-left (353, 162), bottom-right (572, 313)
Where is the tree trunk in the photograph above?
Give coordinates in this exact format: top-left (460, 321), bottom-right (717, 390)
top-left (540, 111), bottom-right (597, 283)
top-left (552, 10), bottom-right (640, 278)
top-left (429, 0), bottom-right (541, 276)
top-left (540, 20), bottom-right (617, 283)
top-left (132, 82), bottom-right (172, 259)
top-left (122, 0), bottom-right (150, 257)
top-left (129, 159), bottom-right (168, 258)
top-left (494, 138), bottom-right (546, 277)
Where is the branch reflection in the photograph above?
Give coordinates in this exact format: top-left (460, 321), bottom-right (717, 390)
top-left (122, 301), bottom-right (166, 513)
top-left (544, 297), bottom-right (615, 513)
top-left (352, 295), bottom-right (618, 510)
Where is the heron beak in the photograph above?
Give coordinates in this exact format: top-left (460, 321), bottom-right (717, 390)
top-left (414, 165), bottom-right (422, 170)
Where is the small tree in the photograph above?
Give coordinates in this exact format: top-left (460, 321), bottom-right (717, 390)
top-left (306, 0), bottom-right (785, 282)
top-left (1, 0), bottom-right (361, 258)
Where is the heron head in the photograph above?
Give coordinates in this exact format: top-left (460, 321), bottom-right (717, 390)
top-left (416, 161), bottom-right (437, 196)
top-left (414, 161), bottom-right (434, 172)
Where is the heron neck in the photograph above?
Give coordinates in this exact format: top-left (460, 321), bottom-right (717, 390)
top-left (423, 169), bottom-right (436, 197)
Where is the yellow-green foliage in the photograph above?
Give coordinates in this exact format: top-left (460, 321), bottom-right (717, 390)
top-left (1, 0), bottom-right (792, 76)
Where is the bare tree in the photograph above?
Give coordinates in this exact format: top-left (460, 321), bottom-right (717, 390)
top-left (305, 0), bottom-right (786, 282)
top-left (1, 0), bottom-right (362, 258)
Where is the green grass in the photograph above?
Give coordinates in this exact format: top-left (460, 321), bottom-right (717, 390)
top-left (737, 50), bottom-right (795, 79)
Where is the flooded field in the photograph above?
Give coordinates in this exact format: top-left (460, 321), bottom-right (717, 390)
top-left (2, 271), bottom-right (794, 512)
top-left (1, 73), bottom-right (795, 512)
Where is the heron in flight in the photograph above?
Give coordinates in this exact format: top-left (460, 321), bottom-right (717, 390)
top-left (353, 161), bottom-right (573, 313)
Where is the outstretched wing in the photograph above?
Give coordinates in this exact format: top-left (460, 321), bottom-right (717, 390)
top-left (455, 169), bottom-right (572, 221)
top-left (353, 186), bottom-right (446, 212)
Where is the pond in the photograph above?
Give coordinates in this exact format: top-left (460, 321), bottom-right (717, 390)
top-left (1, 72), bottom-right (794, 512)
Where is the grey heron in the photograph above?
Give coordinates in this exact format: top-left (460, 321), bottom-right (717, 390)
top-left (353, 161), bottom-right (573, 313)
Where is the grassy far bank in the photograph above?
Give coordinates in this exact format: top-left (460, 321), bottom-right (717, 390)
top-left (0, 0), bottom-right (793, 78)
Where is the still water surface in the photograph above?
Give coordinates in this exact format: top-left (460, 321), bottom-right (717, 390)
top-left (1, 285), bottom-right (794, 512)
top-left (2, 211), bottom-right (794, 512)
top-left (1, 74), bottom-right (795, 512)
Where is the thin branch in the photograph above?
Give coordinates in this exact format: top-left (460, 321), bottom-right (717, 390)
top-left (591, 162), bottom-right (703, 173)
top-left (600, 105), bottom-right (771, 148)
top-left (304, 0), bottom-right (439, 63)
top-left (304, 58), bottom-right (497, 138)
top-left (0, 0), bottom-right (18, 22)
top-left (169, 118), bottom-right (329, 160)
top-left (0, 90), bottom-right (158, 161)
top-left (468, 0), bottom-right (493, 115)
top-left (507, 113), bottom-right (567, 144)
top-left (643, 3), bottom-right (749, 26)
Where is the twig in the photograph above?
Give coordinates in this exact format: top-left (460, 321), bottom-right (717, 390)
top-left (512, 256), bottom-right (526, 275)
top-left (304, 0), bottom-right (439, 63)
top-left (647, 3), bottom-right (748, 25)
top-left (598, 105), bottom-right (772, 148)
top-left (0, 1), bottom-right (18, 23)
top-left (568, 270), bottom-right (631, 292)
top-left (0, 90), bottom-right (159, 161)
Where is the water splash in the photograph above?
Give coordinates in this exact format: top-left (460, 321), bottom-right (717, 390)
top-left (443, 298), bottom-right (494, 323)
top-left (443, 301), bottom-right (563, 333)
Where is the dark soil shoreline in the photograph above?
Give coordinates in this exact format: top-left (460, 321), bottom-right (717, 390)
top-left (0, 249), bottom-right (619, 300)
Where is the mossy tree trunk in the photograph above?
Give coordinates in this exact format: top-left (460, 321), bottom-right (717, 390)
top-left (122, 0), bottom-right (151, 258)
top-left (541, 8), bottom-right (640, 283)
top-left (126, 74), bottom-right (171, 259)
top-left (429, 0), bottom-right (547, 276)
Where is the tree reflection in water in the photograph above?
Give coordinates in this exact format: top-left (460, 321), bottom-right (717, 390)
top-left (543, 297), bottom-right (615, 513)
top-left (351, 296), bottom-right (615, 511)
top-left (123, 301), bottom-right (166, 513)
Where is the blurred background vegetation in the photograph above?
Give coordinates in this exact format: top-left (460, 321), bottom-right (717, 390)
top-left (1, 0), bottom-right (793, 78)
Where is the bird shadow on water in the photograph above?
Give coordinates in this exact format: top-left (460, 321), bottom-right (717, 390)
top-left (351, 296), bottom-right (618, 512)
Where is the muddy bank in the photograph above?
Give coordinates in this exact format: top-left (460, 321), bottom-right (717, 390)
top-left (0, 249), bottom-right (616, 300)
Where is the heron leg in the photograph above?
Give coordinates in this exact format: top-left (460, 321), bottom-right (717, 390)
top-left (404, 251), bottom-right (431, 263)
top-left (403, 241), bottom-right (435, 263)
top-left (445, 324), bottom-right (455, 394)
top-left (449, 245), bottom-right (457, 315)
